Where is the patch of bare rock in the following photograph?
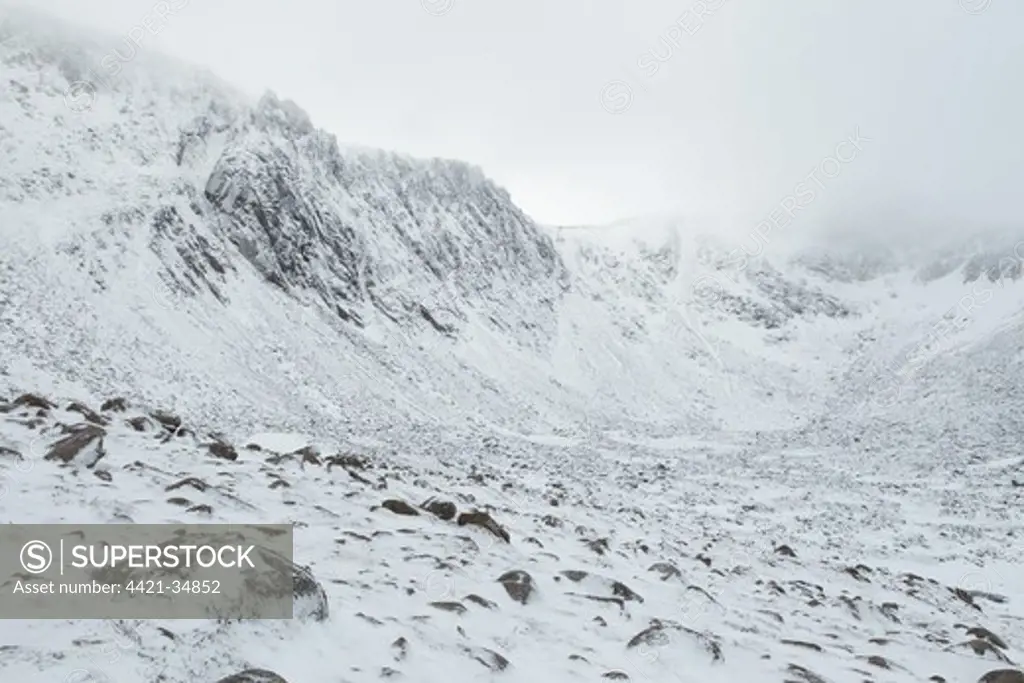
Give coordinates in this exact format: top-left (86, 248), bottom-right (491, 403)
top-left (497, 570), bottom-right (535, 605)
top-left (215, 670), bottom-right (289, 683)
top-left (44, 423), bottom-right (105, 466)
top-left (626, 618), bottom-right (724, 663)
top-left (978, 671), bottom-right (1024, 683)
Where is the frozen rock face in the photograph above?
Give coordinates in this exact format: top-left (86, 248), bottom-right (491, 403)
top-left (197, 90), bottom-right (566, 335)
top-left (0, 8), bottom-right (572, 434)
top-left (2, 9), bottom-right (1024, 683)
top-left (698, 260), bottom-right (852, 330)
top-left (3, 5), bottom-right (1024, 446)
top-left (794, 247), bottom-right (906, 283)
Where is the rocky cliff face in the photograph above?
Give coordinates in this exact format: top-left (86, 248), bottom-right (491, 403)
top-left (4, 5), bottom-right (1024, 445)
top-left (194, 91), bottom-right (567, 337)
top-left (0, 8), bottom-right (573, 434)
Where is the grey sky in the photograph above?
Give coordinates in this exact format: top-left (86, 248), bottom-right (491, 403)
top-left (11, 0), bottom-right (1023, 233)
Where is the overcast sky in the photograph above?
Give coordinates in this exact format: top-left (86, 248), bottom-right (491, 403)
top-left (11, 0), bottom-right (1023, 234)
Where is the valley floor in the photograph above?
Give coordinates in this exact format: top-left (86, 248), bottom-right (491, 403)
top-left (1, 393), bottom-right (1021, 683)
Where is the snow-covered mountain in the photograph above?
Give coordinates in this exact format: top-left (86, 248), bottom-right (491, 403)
top-left (2, 6), bottom-right (1023, 683)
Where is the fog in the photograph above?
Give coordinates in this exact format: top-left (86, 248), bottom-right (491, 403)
top-left (6, 0), bottom-right (1022, 240)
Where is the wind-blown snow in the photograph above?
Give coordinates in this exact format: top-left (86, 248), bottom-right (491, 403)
top-left (1, 6), bottom-right (1023, 683)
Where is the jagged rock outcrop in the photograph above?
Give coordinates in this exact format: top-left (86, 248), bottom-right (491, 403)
top-left (193, 91), bottom-right (567, 340)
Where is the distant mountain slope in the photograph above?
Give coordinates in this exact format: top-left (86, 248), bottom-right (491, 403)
top-left (2, 9), bottom-right (1024, 683)
top-left (0, 6), bottom-right (574, 438)
top-left (3, 5), bottom-right (1024, 449)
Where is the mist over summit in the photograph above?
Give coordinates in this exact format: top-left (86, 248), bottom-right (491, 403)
top-left (2, 5), bottom-right (1023, 683)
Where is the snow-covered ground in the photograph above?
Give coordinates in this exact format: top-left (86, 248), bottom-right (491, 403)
top-left (2, 5), bottom-right (1023, 683)
top-left (0, 398), bottom-right (1021, 682)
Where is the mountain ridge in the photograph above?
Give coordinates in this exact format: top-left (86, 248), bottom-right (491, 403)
top-left (2, 8), bottom-right (1024, 683)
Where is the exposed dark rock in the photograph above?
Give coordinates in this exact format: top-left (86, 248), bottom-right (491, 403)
top-left (648, 562), bottom-right (682, 580)
top-left (463, 594), bottom-right (497, 609)
top-left (151, 410), bottom-right (182, 432)
top-left (781, 639), bottom-right (823, 652)
top-left (785, 663), bottom-right (829, 683)
top-left (289, 445), bottom-right (320, 465)
top-left (561, 570), bottom-right (588, 582)
top-left (429, 601), bottom-right (467, 614)
top-left (843, 565), bottom-right (872, 582)
top-left (966, 626), bottom-right (1009, 650)
top-left (958, 638), bottom-right (1012, 662)
top-left (838, 594), bottom-right (861, 619)
top-left (541, 514), bottom-right (562, 528)
top-left (978, 671), bottom-right (1024, 683)
top-left (325, 452), bottom-right (369, 470)
top-left (611, 580), bottom-right (644, 603)
top-left (775, 544), bottom-right (797, 557)
top-left (864, 654), bottom-right (891, 669)
top-left (356, 612), bottom-right (384, 626)
top-left (463, 646), bottom-right (510, 672)
top-left (497, 570), bottom-right (535, 605)
top-left (950, 585), bottom-right (983, 611)
top-left (44, 424), bottom-right (105, 465)
top-left (685, 584), bottom-right (720, 607)
top-left (626, 619), bottom-right (723, 662)
top-left (346, 468), bottom-right (375, 486)
top-left (208, 441), bottom-right (239, 461)
top-left (878, 601), bottom-right (901, 623)
top-left (166, 477), bottom-right (209, 492)
top-left (214, 669), bottom-right (289, 683)
top-left (391, 636), bottom-right (409, 661)
top-left (457, 510), bottom-right (510, 543)
top-left (421, 497), bottom-right (457, 521)
top-left (602, 671), bottom-right (630, 680)
top-left (127, 416), bottom-right (151, 432)
top-left (100, 397), bottom-right (127, 412)
top-left (263, 547), bottom-right (329, 622)
top-left (381, 499), bottom-right (420, 516)
top-left (12, 393), bottom-right (55, 411)
top-left (187, 504), bottom-right (213, 514)
top-left (265, 453), bottom-right (294, 466)
top-left (66, 402), bottom-right (109, 426)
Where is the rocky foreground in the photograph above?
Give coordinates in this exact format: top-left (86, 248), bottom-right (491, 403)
top-left (0, 390), bottom-right (1022, 682)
